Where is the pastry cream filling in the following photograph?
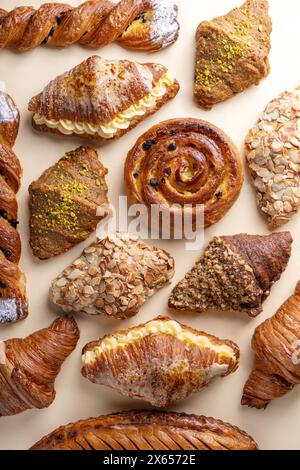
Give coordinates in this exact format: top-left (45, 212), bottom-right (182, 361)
top-left (33, 72), bottom-right (174, 139)
top-left (83, 320), bottom-right (235, 365)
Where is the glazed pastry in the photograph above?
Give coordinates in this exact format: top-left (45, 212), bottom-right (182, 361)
top-left (169, 232), bottom-right (292, 318)
top-left (194, 0), bottom-right (272, 109)
top-left (30, 410), bottom-right (258, 450)
top-left (0, 316), bottom-right (79, 417)
top-left (125, 118), bottom-right (243, 230)
top-left (50, 232), bottom-right (174, 319)
top-left (28, 56), bottom-right (179, 143)
top-left (246, 89), bottom-right (300, 228)
top-left (29, 146), bottom-right (109, 260)
top-left (0, 91), bottom-right (28, 323)
top-left (242, 282), bottom-right (300, 409)
top-left (0, 0), bottom-right (179, 53)
top-left (82, 316), bottom-right (239, 407)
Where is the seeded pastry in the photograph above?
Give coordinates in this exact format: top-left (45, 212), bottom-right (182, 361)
top-left (246, 89), bottom-right (300, 228)
top-left (194, 0), bottom-right (272, 109)
top-left (169, 233), bottom-right (292, 318)
top-left (50, 233), bottom-right (174, 319)
top-left (81, 316), bottom-right (240, 407)
top-left (29, 146), bottom-right (108, 259)
top-left (30, 411), bottom-right (258, 450)
top-left (28, 55), bottom-right (179, 143)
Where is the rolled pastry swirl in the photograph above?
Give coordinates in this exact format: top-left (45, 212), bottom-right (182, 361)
top-left (125, 118), bottom-right (243, 230)
top-left (0, 0), bottom-right (179, 52)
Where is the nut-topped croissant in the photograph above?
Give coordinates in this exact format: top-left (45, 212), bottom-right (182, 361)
top-left (28, 55), bottom-right (179, 143)
top-left (169, 232), bottom-right (292, 318)
top-left (0, 316), bottom-right (79, 417)
top-left (242, 282), bottom-right (300, 409)
top-left (82, 316), bottom-right (240, 407)
top-left (30, 411), bottom-right (259, 450)
top-left (0, 0), bottom-right (179, 53)
top-left (0, 91), bottom-right (27, 324)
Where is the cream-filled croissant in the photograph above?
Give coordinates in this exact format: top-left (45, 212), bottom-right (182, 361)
top-left (81, 316), bottom-right (240, 407)
top-left (28, 55), bottom-right (179, 143)
top-left (0, 316), bottom-right (79, 417)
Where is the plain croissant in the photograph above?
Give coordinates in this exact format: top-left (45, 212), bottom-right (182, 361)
top-left (242, 282), bottom-right (300, 409)
top-left (0, 316), bottom-right (79, 417)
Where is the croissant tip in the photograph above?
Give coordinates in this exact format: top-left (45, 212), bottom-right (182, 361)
top-left (241, 395), bottom-right (269, 410)
top-left (50, 316), bottom-right (80, 338)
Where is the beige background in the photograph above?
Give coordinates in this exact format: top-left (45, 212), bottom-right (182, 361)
top-left (0, 0), bottom-right (299, 450)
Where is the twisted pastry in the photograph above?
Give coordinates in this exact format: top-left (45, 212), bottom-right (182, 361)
top-left (0, 0), bottom-right (179, 52)
top-left (125, 118), bottom-right (243, 231)
top-left (82, 316), bottom-right (239, 407)
top-left (30, 411), bottom-right (259, 450)
top-left (0, 316), bottom-right (80, 417)
top-left (0, 91), bottom-right (27, 324)
top-left (242, 282), bottom-right (300, 409)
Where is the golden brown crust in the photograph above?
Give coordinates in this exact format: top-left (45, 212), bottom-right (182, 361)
top-left (29, 146), bottom-right (109, 260)
top-left (169, 232), bottom-right (292, 317)
top-left (81, 316), bottom-right (240, 407)
top-left (125, 118), bottom-right (243, 230)
top-left (242, 281), bottom-right (300, 409)
top-left (0, 92), bottom-right (27, 324)
top-left (30, 410), bottom-right (259, 450)
top-left (194, 0), bottom-right (272, 109)
top-left (0, 316), bottom-right (80, 417)
top-left (0, 0), bottom-right (179, 53)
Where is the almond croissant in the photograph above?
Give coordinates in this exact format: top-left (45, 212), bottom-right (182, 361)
top-left (82, 316), bottom-right (240, 407)
top-left (169, 232), bottom-right (292, 318)
top-left (0, 91), bottom-right (27, 323)
top-left (0, 0), bottom-right (179, 52)
top-left (0, 316), bottom-right (79, 417)
top-left (30, 411), bottom-right (259, 450)
top-left (242, 282), bottom-right (300, 409)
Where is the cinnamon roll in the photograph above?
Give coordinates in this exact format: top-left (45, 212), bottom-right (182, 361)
top-left (125, 118), bottom-right (243, 231)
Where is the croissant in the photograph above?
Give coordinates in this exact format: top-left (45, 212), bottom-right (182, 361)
top-left (194, 0), bottom-right (272, 109)
top-left (50, 232), bottom-right (175, 319)
top-left (245, 89), bottom-right (300, 228)
top-left (125, 118), bottom-right (243, 231)
top-left (0, 316), bottom-right (79, 417)
top-left (29, 146), bottom-right (109, 259)
top-left (28, 55), bottom-right (179, 143)
top-left (82, 316), bottom-right (240, 407)
top-left (169, 232), bottom-right (292, 318)
top-left (30, 410), bottom-right (259, 450)
top-left (242, 282), bottom-right (300, 409)
top-left (0, 91), bottom-right (27, 323)
top-left (0, 0), bottom-right (179, 53)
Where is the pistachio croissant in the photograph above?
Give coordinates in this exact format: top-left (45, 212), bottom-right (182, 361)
top-left (242, 282), bottom-right (300, 409)
top-left (82, 316), bottom-right (239, 407)
top-left (169, 232), bottom-right (292, 318)
top-left (0, 316), bottom-right (79, 417)
top-left (30, 411), bottom-right (258, 450)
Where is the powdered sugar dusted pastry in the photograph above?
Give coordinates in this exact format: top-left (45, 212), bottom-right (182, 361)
top-left (50, 233), bottom-right (174, 319)
top-left (0, 0), bottom-right (179, 52)
top-left (28, 55), bottom-right (179, 143)
top-left (82, 316), bottom-right (240, 407)
top-left (246, 89), bottom-right (300, 228)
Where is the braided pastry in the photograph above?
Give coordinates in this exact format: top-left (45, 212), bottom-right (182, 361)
top-left (30, 411), bottom-right (259, 450)
top-left (0, 91), bottom-right (27, 324)
top-left (0, 0), bottom-right (179, 52)
top-left (125, 118), bottom-right (243, 231)
top-left (0, 316), bottom-right (79, 417)
top-left (242, 282), bottom-right (300, 409)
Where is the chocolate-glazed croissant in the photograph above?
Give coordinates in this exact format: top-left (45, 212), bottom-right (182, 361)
top-left (82, 316), bottom-right (240, 407)
top-left (242, 282), bottom-right (300, 409)
top-left (30, 411), bottom-right (259, 450)
top-left (0, 0), bottom-right (179, 52)
top-left (0, 316), bottom-right (79, 417)
top-left (0, 91), bottom-right (27, 324)
top-left (169, 232), bottom-right (292, 318)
